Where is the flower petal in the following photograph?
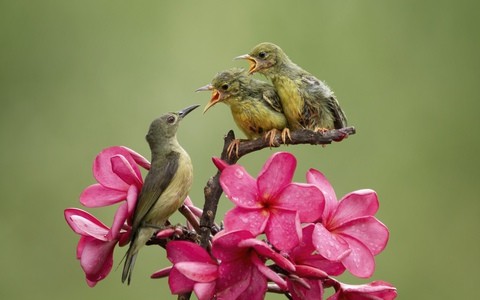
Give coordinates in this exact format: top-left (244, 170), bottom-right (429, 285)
top-left (64, 208), bottom-right (109, 240)
top-left (219, 165), bottom-right (259, 208)
top-left (331, 189), bottom-right (379, 228)
top-left (212, 230), bottom-right (254, 262)
top-left (257, 152), bottom-right (296, 199)
top-left (216, 260), bottom-right (255, 299)
top-left (107, 202), bottom-right (129, 240)
top-left (238, 238), bottom-right (295, 272)
top-left (93, 146), bottom-right (142, 190)
top-left (194, 282), bottom-right (217, 300)
top-left (121, 146), bottom-right (151, 170)
top-left (169, 267), bottom-right (195, 294)
top-left (312, 223), bottom-right (351, 262)
top-left (307, 168), bottom-right (338, 221)
top-left (111, 155), bottom-right (143, 187)
top-left (288, 278), bottom-right (324, 300)
top-left (79, 184), bottom-right (127, 207)
top-left (79, 237), bottom-right (116, 285)
top-left (151, 266), bottom-right (172, 278)
top-left (175, 261), bottom-right (218, 282)
top-left (251, 252), bottom-right (287, 290)
top-left (224, 207), bottom-right (268, 236)
top-left (265, 208), bottom-right (301, 251)
top-left (276, 183), bottom-right (324, 222)
top-left (336, 216), bottom-right (389, 255)
top-left (340, 235), bottom-right (376, 278)
top-left (167, 241), bottom-right (215, 264)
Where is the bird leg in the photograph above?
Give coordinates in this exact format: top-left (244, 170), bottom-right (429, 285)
top-left (264, 128), bottom-right (280, 147)
top-left (281, 128), bottom-right (292, 144)
top-left (227, 139), bottom-right (241, 158)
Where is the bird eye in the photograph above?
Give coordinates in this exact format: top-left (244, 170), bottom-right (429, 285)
top-left (258, 51), bottom-right (267, 59)
top-left (167, 115), bottom-right (176, 124)
top-left (221, 84), bottom-right (229, 90)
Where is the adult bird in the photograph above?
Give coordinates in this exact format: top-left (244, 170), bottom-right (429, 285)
top-left (235, 42), bottom-right (347, 133)
top-left (122, 104), bottom-right (199, 284)
top-left (196, 68), bottom-right (288, 156)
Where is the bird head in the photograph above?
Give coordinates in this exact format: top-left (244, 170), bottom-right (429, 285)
top-left (235, 42), bottom-right (286, 75)
top-left (196, 68), bottom-right (245, 113)
top-left (146, 104), bottom-right (199, 146)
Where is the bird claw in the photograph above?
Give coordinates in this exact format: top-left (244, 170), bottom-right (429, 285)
top-left (264, 129), bottom-right (279, 147)
top-left (314, 127), bottom-right (329, 134)
top-left (227, 139), bottom-right (241, 158)
top-left (281, 128), bottom-right (292, 144)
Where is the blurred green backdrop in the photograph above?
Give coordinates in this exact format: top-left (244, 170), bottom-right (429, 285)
top-left (1, 0), bottom-right (479, 299)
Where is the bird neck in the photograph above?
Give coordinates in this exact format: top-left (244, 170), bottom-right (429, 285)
top-left (149, 136), bottom-right (182, 160)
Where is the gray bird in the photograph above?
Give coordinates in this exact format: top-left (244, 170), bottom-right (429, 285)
top-left (122, 104), bottom-right (199, 284)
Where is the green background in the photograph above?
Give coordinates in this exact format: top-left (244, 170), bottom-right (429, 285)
top-left (1, 1), bottom-right (478, 299)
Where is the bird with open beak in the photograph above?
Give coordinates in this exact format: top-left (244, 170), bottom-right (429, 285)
top-left (196, 68), bottom-right (288, 156)
top-left (235, 42), bottom-right (348, 133)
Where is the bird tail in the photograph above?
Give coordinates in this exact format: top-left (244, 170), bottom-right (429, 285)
top-left (121, 243), bottom-right (138, 285)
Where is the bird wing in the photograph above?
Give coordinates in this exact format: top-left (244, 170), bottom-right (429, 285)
top-left (262, 89), bottom-right (283, 113)
top-left (328, 96), bottom-right (348, 129)
top-left (130, 151), bottom-right (180, 233)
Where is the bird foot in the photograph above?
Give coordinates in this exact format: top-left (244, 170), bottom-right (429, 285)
top-left (227, 139), bottom-right (241, 158)
top-left (264, 129), bottom-right (280, 147)
top-left (314, 127), bottom-right (329, 134)
top-left (281, 128), bottom-right (292, 144)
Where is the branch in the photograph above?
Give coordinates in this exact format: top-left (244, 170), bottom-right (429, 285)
top-left (199, 127), bottom-right (355, 247)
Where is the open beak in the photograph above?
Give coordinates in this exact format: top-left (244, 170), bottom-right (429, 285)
top-left (178, 104), bottom-right (200, 118)
top-left (234, 54), bottom-right (258, 74)
top-left (196, 84), bottom-right (222, 114)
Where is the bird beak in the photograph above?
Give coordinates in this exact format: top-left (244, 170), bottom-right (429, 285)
top-left (195, 84), bottom-right (213, 92)
top-left (234, 54), bottom-right (258, 74)
top-left (202, 89), bottom-right (222, 114)
top-left (178, 104), bottom-right (200, 118)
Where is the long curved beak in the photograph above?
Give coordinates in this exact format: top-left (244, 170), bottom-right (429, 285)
top-left (178, 104), bottom-right (200, 118)
top-left (234, 54), bottom-right (257, 74)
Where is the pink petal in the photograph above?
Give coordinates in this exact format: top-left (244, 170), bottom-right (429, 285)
top-left (236, 265), bottom-right (268, 300)
top-left (175, 261), bottom-right (218, 282)
top-left (331, 189), bottom-right (379, 228)
top-left (251, 253), bottom-right (287, 290)
top-left (312, 223), bottom-right (351, 262)
top-left (121, 146), bottom-right (151, 170)
top-left (265, 208), bottom-right (301, 251)
top-left (93, 146), bottom-right (142, 190)
top-left (64, 208), bottom-right (109, 240)
top-left (151, 266), bottom-right (172, 278)
top-left (238, 238), bottom-right (295, 272)
top-left (288, 278), bottom-right (324, 300)
top-left (110, 155), bottom-right (143, 187)
top-left (336, 216), bottom-right (389, 255)
top-left (257, 152), bottom-right (296, 199)
top-left (167, 241), bottom-right (214, 264)
top-left (216, 260), bottom-right (255, 299)
top-left (79, 184), bottom-right (127, 207)
top-left (224, 207), bottom-right (268, 236)
top-left (79, 238), bottom-right (116, 284)
top-left (169, 267), bottom-right (195, 294)
top-left (340, 235), bottom-right (376, 278)
top-left (107, 202), bottom-right (129, 240)
top-left (125, 184), bottom-right (139, 221)
top-left (212, 230), bottom-right (254, 262)
top-left (212, 157), bottom-right (228, 171)
top-left (294, 265), bottom-right (328, 278)
top-left (194, 282), bottom-right (216, 300)
top-left (276, 183), bottom-right (324, 222)
top-left (335, 281), bottom-right (397, 300)
top-left (307, 168), bottom-right (338, 221)
top-left (219, 165), bottom-right (259, 208)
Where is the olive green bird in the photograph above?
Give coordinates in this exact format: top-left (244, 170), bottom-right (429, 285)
top-left (196, 68), bottom-right (288, 156)
top-left (122, 104), bottom-right (199, 284)
top-left (236, 42), bottom-right (347, 132)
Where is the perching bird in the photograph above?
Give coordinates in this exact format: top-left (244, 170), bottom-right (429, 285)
top-left (235, 42), bottom-right (347, 132)
top-left (196, 68), bottom-right (288, 155)
top-left (122, 104), bottom-right (199, 284)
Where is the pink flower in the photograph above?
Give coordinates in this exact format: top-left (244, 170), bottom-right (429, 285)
top-left (328, 280), bottom-right (397, 300)
top-left (64, 208), bottom-right (129, 287)
top-left (164, 241), bottom-right (218, 300)
top-left (80, 146), bottom-right (150, 219)
top-left (212, 230), bottom-right (296, 300)
top-left (215, 152), bottom-right (325, 250)
top-left (307, 169), bottom-right (389, 278)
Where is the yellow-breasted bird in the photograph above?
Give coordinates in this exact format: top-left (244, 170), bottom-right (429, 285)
top-left (236, 42), bottom-right (347, 132)
top-left (122, 104), bottom-right (199, 284)
top-left (196, 68), bottom-right (287, 155)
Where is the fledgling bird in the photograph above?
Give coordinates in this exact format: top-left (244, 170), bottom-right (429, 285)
top-left (196, 68), bottom-right (288, 156)
top-left (236, 42), bottom-right (348, 132)
top-left (122, 104), bottom-right (199, 284)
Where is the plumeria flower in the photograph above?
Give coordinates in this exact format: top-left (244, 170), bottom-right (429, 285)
top-left (162, 241), bottom-right (218, 300)
top-left (214, 152), bottom-right (325, 250)
top-left (328, 280), bottom-right (397, 300)
top-left (64, 207), bottom-right (129, 287)
top-left (212, 230), bottom-right (296, 300)
top-left (307, 169), bottom-right (389, 278)
top-left (80, 146), bottom-right (150, 219)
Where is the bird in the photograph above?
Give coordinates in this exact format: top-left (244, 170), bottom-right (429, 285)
top-left (235, 42), bottom-right (347, 133)
top-left (196, 68), bottom-right (288, 156)
top-left (122, 104), bottom-right (199, 284)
